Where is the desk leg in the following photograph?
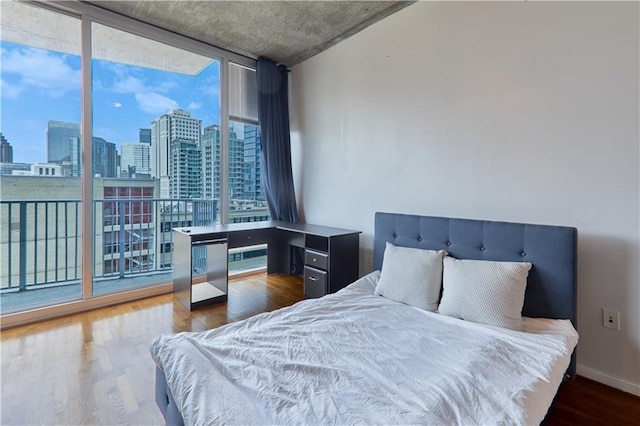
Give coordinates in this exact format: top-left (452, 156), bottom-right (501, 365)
top-left (267, 241), bottom-right (289, 275)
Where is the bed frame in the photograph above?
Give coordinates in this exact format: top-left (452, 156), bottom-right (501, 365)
top-left (374, 212), bottom-right (578, 378)
top-left (155, 212), bottom-right (578, 425)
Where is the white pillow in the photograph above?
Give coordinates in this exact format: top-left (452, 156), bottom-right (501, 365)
top-left (438, 257), bottom-right (532, 331)
top-left (374, 242), bottom-right (447, 312)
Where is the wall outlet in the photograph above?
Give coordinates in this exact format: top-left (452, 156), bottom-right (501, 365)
top-left (602, 308), bottom-right (620, 330)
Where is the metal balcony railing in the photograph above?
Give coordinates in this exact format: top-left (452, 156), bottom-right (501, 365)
top-left (0, 198), bottom-right (218, 292)
top-left (1, 199), bottom-right (81, 291)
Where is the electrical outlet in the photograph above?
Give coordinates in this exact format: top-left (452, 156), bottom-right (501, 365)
top-left (602, 308), bottom-right (620, 330)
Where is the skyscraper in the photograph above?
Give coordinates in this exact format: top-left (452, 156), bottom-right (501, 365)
top-left (201, 124), bottom-right (220, 200)
top-left (243, 124), bottom-right (264, 201)
top-left (47, 121), bottom-right (80, 164)
top-left (169, 140), bottom-right (202, 199)
top-left (69, 136), bottom-right (81, 176)
top-left (92, 137), bottom-right (117, 178)
top-left (139, 128), bottom-right (151, 144)
top-left (120, 143), bottom-right (151, 177)
top-left (228, 126), bottom-right (244, 200)
top-left (68, 136), bottom-right (116, 177)
top-left (150, 109), bottom-right (202, 180)
top-left (200, 124), bottom-right (245, 201)
top-left (0, 133), bottom-right (13, 163)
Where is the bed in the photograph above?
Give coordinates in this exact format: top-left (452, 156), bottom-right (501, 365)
top-left (151, 212), bottom-right (578, 425)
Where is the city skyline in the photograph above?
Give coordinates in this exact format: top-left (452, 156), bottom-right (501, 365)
top-left (1, 40), bottom-right (221, 164)
top-left (0, 1), bottom-right (271, 318)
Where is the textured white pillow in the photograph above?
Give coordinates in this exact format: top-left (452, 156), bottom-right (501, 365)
top-left (374, 242), bottom-right (447, 312)
top-left (439, 257), bottom-right (532, 331)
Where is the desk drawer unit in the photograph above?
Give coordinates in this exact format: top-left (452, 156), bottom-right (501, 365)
top-left (305, 249), bottom-right (328, 271)
top-left (304, 266), bottom-right (327, 299)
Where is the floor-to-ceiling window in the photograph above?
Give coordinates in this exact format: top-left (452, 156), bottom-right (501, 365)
top-left (228, 63), bottom-right (270, 273)
top-left (0, 1), bottom-right (83, 314)
top-left (1, 0), bottom-right (261, 322)
top-left (90, 22), bottom-right (221, 296)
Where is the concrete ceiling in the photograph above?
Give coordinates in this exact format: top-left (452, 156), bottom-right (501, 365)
top-left (85, 1), bottom-right (415, 66)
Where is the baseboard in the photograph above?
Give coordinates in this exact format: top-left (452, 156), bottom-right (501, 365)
top-left (577, 364), bottom-right (640, 397)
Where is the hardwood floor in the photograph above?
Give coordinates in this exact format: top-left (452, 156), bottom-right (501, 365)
top-left (546, 376), bottom-right (640, 425)
top-left (1, 273), bottom-right (303, 425)
top-left (2, 273), bottom-right (639, 425)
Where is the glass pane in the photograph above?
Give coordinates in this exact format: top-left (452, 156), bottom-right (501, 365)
top-left (91, 22), bottom-right (220, 295)
top-left (229, 63), bottom-right (258, 123)
top-left (228, 120), bottom-right (270, 274)
top-left (0, 1), bottom-right (82, 313)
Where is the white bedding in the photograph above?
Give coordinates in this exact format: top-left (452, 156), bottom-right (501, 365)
top-left (150, 271), bottom-right (578, 425)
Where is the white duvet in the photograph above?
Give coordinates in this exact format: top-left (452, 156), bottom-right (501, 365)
top-left (150, 271), bottom-right (578, 426)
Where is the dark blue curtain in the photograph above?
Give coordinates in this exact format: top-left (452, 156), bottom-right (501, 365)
top-left (257, 57), bottom-right (299, 223)
top-left (256, 57), bottom-right (303, 274)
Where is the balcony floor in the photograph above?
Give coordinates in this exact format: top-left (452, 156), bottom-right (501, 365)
top-left (0, 256), bottom-right (266, 314)
top-left (0, 272), bottom-right (172, 314)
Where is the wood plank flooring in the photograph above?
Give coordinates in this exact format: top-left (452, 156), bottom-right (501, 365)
top-left (1, 273), bottom-right (303, 425)
top-left (546, 375), bottom-right (640, 425)
top-left (2, 273), bottom-right (639, 425)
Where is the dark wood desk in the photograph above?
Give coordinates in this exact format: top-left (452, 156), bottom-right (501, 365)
top-left (173, 221), bottom-right (360, 311)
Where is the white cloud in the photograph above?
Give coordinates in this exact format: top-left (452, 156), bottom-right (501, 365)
top-left (135, 92), bottom-right (179, 115)
top-left (105, 68), bottom-right (182, 114)
top-left (1, 78), bottom-right (23, 99)
top-left (187, 101), bottom-right (202, 110)
top-left (200, 83), bottom-right (219, 97)
top-left (155, 80), bottom-right (178, 94)
top-left (1, 47), bottom-right (80, 97)
top-left (98, 61), bottom-right (129, 78)
top-left (112, 76), bottom-right (146, 94)
top-left (113, 102), bottom-right (122, 108)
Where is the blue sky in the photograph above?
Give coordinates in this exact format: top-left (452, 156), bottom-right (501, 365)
top-left (1, 41), bottom-right (220, 163)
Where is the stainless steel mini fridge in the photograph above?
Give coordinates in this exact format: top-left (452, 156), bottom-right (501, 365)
top-left (173, 230), bottom-right (228, 311)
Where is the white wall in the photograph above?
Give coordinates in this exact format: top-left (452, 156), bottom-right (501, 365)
top-left (290, 2), bottom-right (640, 395)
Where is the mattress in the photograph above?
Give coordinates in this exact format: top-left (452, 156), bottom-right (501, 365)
top-left (150, 271), bottom-right (578, 425)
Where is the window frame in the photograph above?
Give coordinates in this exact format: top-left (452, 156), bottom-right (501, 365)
top-left (2, 0), bottom-right (258, 328)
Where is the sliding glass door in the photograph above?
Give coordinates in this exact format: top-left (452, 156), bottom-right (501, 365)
top-left (0, 2), bottom-right (83, 313)
top-left (90, 22), bottom-right (221, 296)
top-left (0, 0), bottom-right (261, 320)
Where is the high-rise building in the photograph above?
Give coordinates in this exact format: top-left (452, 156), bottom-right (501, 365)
top-left (243, 124), bottom-right (264, 201)
top-left (201, 124), bottom-right (220, 200)
top-left (69, 136), bottom-right (118, 178)
top-left (228, 126), bottom-right (244, 200)
top-left (69, 136), bottom-right (81, 176)
top-left (47, 121), bottom-right (80, 164)
top-left (0, 133), bottom-right (13, 163)
top-left (200, 124), bottom-right (245, 202)
top-left (92, 137), bottom-right (117, 178)
top-left (139, 128), bottom-right (151, 144)
top-left (169, 140), bottom-right (202, 199)
top-left (150, 109), bottom-right (202, 180)
top-left (120, 143), bottom-right (151, 177)
top-left (50, 133), bottom-right (115, 178)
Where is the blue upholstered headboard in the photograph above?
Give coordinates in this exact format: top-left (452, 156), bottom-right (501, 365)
top-left (374, 212), bottom-right (578, 378)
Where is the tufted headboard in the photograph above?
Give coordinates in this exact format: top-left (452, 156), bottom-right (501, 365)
top-left (374, 212), bottom-right (578, 378)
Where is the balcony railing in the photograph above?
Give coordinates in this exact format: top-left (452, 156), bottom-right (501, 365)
top-left (1, 197), bottom-right (270, 297)
top-left (1, 199), bottom-right (81, 291)
top-left (0, 198), bottom-right (219, 292)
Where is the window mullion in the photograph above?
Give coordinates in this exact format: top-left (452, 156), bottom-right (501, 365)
top-left (81, 15), bottom-right (94, 298)
top-left (220, 57), bottom-right (230, 225)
